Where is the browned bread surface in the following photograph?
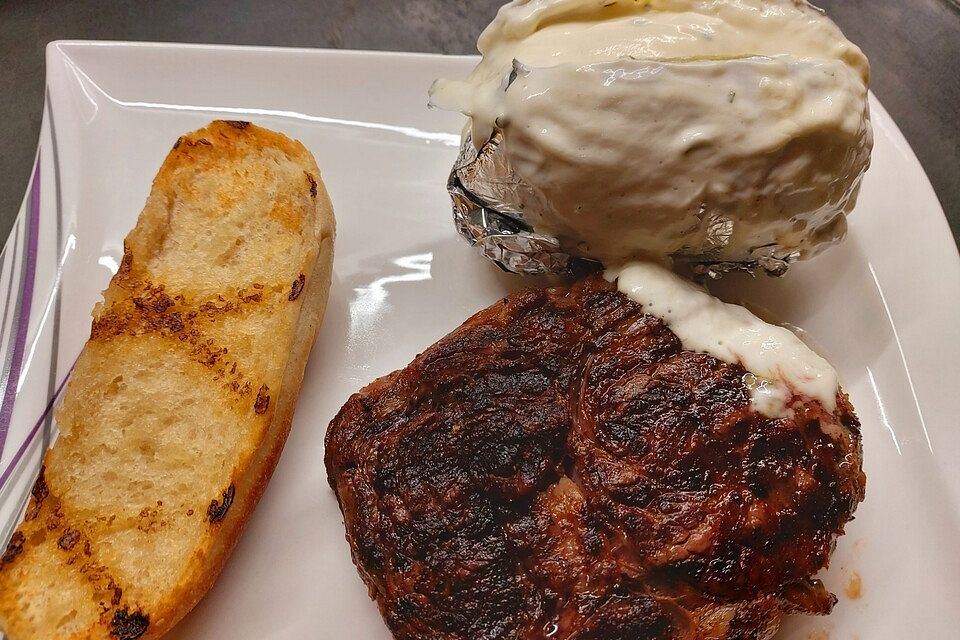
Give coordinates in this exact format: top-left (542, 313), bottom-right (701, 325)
top-left (0, 120), bottom-right (335, 640)
top-left (325, 275), bottom-right (865, 640)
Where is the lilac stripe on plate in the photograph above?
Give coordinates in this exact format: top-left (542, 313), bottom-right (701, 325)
top-left (0, 159), bottom-right (41, 458)
top-left (0, 370), bottom-right (71, 491)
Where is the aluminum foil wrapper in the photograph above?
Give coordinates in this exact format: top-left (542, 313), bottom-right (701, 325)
top-left (446, 129), bottom-right (800, 279)
top-left (447, 130), bottom-right (601, 277)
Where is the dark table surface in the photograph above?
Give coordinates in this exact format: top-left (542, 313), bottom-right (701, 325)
top-left (1, 0), bottom-right (958, 248)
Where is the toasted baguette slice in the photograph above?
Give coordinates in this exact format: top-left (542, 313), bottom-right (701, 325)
top-left (0, 120), bottom-right (335, 639)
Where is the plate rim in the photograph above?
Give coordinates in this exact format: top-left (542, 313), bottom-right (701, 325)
top-left (0, 39), bottom-right (957, 637)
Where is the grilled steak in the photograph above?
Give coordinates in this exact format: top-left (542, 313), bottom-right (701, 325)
top-left (325, 276), bottom-right (865, 640)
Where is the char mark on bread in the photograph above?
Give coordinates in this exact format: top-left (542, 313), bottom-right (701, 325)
top-left (207, 485), bottom-right (236, 524)
top-left (0, 120), bottom-right (336, 640)
top-left (110, 609), bottom-right (150, 640)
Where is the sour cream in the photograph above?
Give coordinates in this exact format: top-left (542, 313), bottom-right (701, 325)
top-left (607, 261), bottom-right (839, 415)
top-left (431, 0), bottom-right (873, 267)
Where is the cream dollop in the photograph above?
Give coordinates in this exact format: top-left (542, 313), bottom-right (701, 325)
top-left (607, 261), bottom-right (839, 415)
top-left (431, 0), bottom-right (873, 267)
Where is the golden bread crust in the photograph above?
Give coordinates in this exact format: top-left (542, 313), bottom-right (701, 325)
top-left (0, 120), bottom-right (335, 639)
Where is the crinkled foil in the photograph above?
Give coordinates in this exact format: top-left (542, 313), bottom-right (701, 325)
top-left (447, 130), bottom-right (601, 277)
top-left (696, 256), bottom-right (799, 279)
top-left (447, 130), bottom-right (799, 278)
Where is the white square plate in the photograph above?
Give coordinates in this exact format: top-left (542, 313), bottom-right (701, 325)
top-left (1, 41), bottom-right (958, 639)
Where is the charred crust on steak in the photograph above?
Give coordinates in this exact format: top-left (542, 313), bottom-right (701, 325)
top-left (207, 484), bottom-right (236, 524)
top-left (325, 275), bottom-right (866, 639)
